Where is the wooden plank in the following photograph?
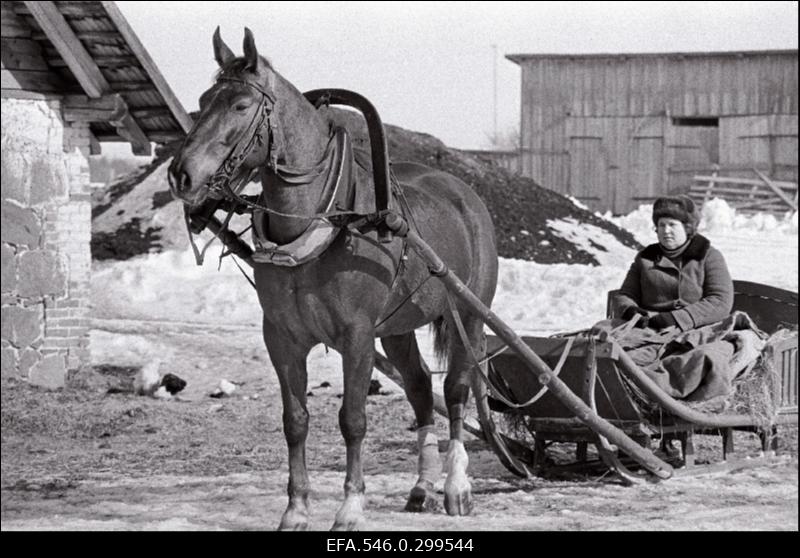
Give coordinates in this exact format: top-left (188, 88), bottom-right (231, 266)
top-left (694, 175), bottom-right (798, 190)
top-left (32, 30), bottom-right (124, 43)
top-left (130, 107), bottom-right (173, 119)
top-left (14, 2), bottom-right (107, 17)
top-left (106, 81), bottom-right (156, 92)
top-left (1, 67), bottom-right (61, 91)
top-left (1, 88), bottom-right (61, 100)
top-left (112, 110), bottom-right (152, 156)
top-left (62, 93), bottom-right (122, 121)
top-left (1, 2), bottom-right (32, 38)
top-left (0, 38), bottom-right (48, 70)
top-left (689, 185), bottom-right (776, 197)
top-left (23, 1), bottom-right (107, 97)
top-left (752, 168), bottom-right (798, 211)
top-left (95, 130), bottom-right (184, 144)
top-left (47, 55), bottom-right (139, 68)
top-left (89, 131), bottom-right (101, 155)
top-left (101, 1), bottom-right (193, 134)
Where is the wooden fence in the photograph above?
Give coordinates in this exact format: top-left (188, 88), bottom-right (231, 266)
top-left (689, 166), bottom-right (798, 214)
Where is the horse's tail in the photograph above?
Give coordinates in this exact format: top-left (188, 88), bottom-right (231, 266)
top-left (430, 316), bottom-right (450, 369)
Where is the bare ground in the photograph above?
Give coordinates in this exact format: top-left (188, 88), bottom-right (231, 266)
top-left (2, 323), bottom-right (797, 531)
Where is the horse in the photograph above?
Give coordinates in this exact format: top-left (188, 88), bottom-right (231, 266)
top-left (168, 27), bottom-right (498, 531)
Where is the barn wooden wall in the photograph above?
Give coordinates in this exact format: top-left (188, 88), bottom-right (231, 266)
top-left (512, 52), bottom-right (799, 213)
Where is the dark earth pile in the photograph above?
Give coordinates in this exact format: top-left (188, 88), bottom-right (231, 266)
top-left (91, 108), bottom-right (641, 264)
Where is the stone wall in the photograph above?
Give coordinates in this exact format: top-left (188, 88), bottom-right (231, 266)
top-left (1, 96), bottom-right (92, 388)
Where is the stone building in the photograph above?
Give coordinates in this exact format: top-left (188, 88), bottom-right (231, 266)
top-left (1, 1), bottom-right (190, 387)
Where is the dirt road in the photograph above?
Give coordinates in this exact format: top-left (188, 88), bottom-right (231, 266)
top-left (2, 324), bottom-right (797, 531)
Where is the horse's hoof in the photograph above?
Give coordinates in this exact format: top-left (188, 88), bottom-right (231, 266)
top-left (330, 519), bottom-right (361, 531)
top-left (444, 488), bottom-right (473, 516)
top-left (404, 484), bottom-right (441, 513)
top-left (278, 520), bottom-right (308, 531)
top-left (278, 504), bottom-right (309, 531)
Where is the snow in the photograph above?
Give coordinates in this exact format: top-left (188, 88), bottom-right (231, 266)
top-left (90, 198), bottom-right (797, 346)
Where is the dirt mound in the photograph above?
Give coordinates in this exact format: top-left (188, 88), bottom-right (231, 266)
top-left (91, 109), bottom-right (641, 263)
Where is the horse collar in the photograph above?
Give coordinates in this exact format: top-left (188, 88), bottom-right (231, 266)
top-left (250, 127), bottom-right (355, 267)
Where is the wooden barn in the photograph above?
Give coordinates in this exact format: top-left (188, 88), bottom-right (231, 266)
top-left (1, 1), bottom-right (190, 387)
top-left (506, 50), bottom-right (798, 214)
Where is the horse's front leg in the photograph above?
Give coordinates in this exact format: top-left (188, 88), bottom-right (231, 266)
top-left (264, 328), bottom-right (312, 531)
top-left (331, 328), bottom-right (375, 531)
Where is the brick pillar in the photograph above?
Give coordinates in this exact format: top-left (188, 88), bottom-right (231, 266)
top-left (1, 96), bottom-right (92, 388)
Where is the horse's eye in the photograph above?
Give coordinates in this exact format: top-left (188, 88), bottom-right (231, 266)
top-left (234, 103), bottom-right (252, 112)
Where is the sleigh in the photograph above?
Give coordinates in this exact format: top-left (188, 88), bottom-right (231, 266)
top-left (473, 281), bottom-right (798, 482)
top-left (188, 86), bottom-right (797, 486)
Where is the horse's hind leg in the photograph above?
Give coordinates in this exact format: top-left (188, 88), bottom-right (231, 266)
top-left (264, 329), bottom-right (312, 531)
top-left (442, 313), bottom-right (484, 516)
top-left (381, 333), bottom-right (442, 512)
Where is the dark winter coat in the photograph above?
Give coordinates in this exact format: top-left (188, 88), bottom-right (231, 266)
top-left (614, 234), bottom-right (734, 331)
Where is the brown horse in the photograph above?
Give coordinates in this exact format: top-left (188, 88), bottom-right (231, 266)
top-left (168, 27), bottom-right (498, 530)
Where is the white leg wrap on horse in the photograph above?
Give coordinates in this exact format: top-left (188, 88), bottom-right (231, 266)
top-left (444, 439), bottom-right (468, 476)
top-left (443, 439), bottom-right (471, 515)
top-left (416, 425), bottom-right (442, 484)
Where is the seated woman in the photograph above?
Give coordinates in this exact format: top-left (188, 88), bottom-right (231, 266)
top-left (615, 195), bottom-right (733, 332)
top-left (610, 196), bottom-right (763, 403)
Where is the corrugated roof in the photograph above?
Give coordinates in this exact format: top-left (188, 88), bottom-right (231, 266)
top-left (7, 0), bottom-right (192, 148)
top-left (506, 49), bottom-right (799, 65)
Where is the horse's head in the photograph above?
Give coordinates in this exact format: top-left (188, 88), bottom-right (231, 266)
top-left (168, 27), bottom-right (277, 207)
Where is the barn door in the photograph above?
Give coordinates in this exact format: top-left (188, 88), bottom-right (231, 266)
top-left (666, 117), bottom-right (720, 194)
top-left (569, 137), bottom-right (608, 208)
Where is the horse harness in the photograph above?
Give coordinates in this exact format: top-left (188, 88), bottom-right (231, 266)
top-left (182, 74), bottom-right (429, 328)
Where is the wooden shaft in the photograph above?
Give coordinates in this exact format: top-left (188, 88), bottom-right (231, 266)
top-left (384, 213), bottom-right (673, 479)
top-left (615, 349), bottom-right (762, 428)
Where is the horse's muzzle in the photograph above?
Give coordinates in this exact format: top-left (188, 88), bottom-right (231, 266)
top-left (167, 163), bottom-right (205, 206)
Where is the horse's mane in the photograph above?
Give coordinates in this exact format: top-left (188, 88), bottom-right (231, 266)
top-left (214, 55), bottom-right (273, 79)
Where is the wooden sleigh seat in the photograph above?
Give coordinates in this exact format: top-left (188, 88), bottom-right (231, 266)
top-left (485, 280), bottom-right (798, 472)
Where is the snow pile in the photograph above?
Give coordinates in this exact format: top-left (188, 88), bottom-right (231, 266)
top-left (91, 202), bottom-right (797, 335)
top-left (607, 198), bottom-right (798, 246)
top-left (91, 243), bottom-right (263, 326)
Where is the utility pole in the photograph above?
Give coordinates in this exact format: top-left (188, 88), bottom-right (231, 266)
top-left (492, 43), bottom-right (498, 143)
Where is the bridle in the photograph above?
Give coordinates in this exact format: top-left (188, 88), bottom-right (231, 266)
top-left (172, 72), bottom-right (339, 216)
top-left (204, 76), bottom-right (277, 201)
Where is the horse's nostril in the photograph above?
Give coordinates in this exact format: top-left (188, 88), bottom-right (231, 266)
top-left (178, 171), bottom-right (191, 193)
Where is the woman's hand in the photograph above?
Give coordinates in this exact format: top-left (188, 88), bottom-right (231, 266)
top-left (621, 306), bottom-right (649, 327)
top-left (648, 312), bottom-right (677, 330)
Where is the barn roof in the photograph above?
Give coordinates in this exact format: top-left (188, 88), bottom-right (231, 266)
top-left (2, 1), bottom-right (192, 155)
top-left (506, 49), bottom-right (799, 65)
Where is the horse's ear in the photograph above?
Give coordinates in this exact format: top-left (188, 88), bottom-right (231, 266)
top-left (213, 26), bottom-right (235, 67)
top-left (242, 27), bottom-right (259, 71)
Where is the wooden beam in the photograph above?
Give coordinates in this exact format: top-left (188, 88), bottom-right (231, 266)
top-left (101, 1), bottom-right (193, 133)
top-left (1, 68), bottom-right (63, 91)
top-left (62, 94), bottom-right (122, 121)
top-left (106, 81), bottom-right (156, 92)
top-left (694, 175), bottom-right (798, 190)
top-left (1, 38), bottom-right (49, 71)
top-left (112, 110), bottom-right (152, 156)
top-left (89, 131), bottom-right (101, 156)
top-left (131, 107), bottom-right (174, 119)
top-left (32, 31), bottom-right (125, 43)
top-left (95, 130), bottom-right (184, 144)
top-left (62, 93), bottom-right (151, 156)
top-left (14, 2), bottom-right (107, 17)
top-left (23, 2), bottom-right (151, 156)
top-left (752, 168), bottom-right (798, 211)
top-left (47, 56), bottom-right (139, 68)
top-left (23, 1), bottom-right (107, 98)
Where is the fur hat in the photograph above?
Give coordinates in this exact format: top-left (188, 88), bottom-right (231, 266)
top-left (652, 195), bottom-right (700, 236)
